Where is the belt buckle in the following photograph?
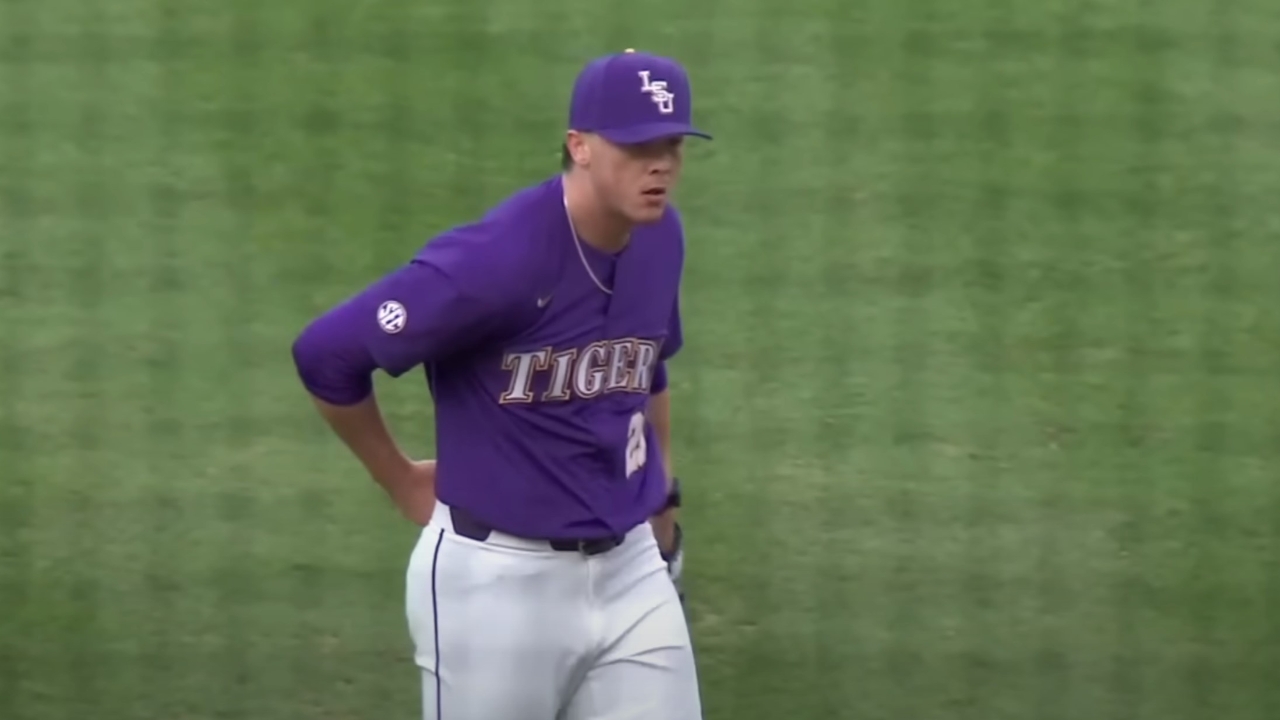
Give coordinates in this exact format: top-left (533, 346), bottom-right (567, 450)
top-left (577, 537), bottom-right (619, 556)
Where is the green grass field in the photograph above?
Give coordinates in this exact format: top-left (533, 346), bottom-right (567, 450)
top-left (3, 0), bottom-right (1279, 718)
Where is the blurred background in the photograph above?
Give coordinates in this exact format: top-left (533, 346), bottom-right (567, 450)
top-left (1, 0), bottom-right (1278, 718)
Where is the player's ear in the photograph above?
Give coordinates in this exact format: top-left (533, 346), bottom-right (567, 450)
top-left (565, 130), bottom-right (591, 168)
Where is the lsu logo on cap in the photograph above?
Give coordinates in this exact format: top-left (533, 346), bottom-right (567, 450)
top-left (638, 70), bottom-right (674, 114)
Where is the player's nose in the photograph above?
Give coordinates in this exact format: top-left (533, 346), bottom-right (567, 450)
top-left (648, 156), bottom-right (677, 174)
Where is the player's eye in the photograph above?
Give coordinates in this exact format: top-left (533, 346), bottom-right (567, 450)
top-left (631, 138), bottom-right (682, 159)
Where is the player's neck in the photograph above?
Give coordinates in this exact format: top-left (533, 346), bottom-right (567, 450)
top-left (562, 172), bottom-right (633, 254)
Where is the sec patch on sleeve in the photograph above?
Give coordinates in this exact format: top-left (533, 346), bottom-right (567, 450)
top-left (377, 300), bottom-right (407, 334)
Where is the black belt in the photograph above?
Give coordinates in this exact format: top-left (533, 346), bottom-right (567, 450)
top-left (449, 506), bottom-right (624, 556)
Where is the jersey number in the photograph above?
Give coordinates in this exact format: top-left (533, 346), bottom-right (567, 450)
top-left (625, 411), bottom-right (647, 478)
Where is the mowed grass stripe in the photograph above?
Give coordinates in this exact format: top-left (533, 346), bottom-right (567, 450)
top-left (1186, 5), bottom-right (1273, 719)
top-left (1109, 1), bottom-right (1167, 716)
top-left (887, 4), bottom-right (952, 717)
top-left (0, 1), bottom-right (39, 717)
top-left (809, 3), bottom-right (879, 717)
top-left (752, 5), bottom-right (852, 713)
top-left (953, 0), bottom-right (1025, 715)
top-left (1032, 1), bottom-right (1089, 716)
top-left (206, 0), bottom-right (268, 712)
top-left (1258, 15), bottom-right (1280, 720)
top-left (691, 6), bottom-right (799, 718)
top-left (42, 2), bottom-right (113, 713)
top-left (128, 0), bottom-right (191, 710)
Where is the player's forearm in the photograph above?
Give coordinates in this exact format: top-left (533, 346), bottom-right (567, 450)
top-left (292, 311), bottom-right (413, 487)
top-left (647, 388), bottom-right (674, 482)
top-left (310, 393), bottom-right (415, 485)
top-left (648, 361), bottom-right (674, 483)
top-left (646, 382), bottom-right (680, 557)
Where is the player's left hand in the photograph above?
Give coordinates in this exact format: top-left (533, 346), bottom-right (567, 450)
top-left (649, 477), bottom-right (685, 601)
top-left (660, 521), bottom-right (685, 602)
top-left (382, 459), bottom-right (437, 526)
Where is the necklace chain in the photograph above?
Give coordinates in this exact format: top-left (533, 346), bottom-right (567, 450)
top-left (564, 195), bottom-right (614, 296)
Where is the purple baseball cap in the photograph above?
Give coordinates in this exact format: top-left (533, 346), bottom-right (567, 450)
top-left (568, 49), bottom-right (712, 145)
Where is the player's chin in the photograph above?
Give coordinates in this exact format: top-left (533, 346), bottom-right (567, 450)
top-left (628, 197), bottom-right (668, 224)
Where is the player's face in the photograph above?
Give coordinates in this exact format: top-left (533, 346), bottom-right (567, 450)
top-left (588, 135), bottom-right (684, 225)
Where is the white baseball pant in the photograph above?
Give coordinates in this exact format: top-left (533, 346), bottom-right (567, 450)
top-left (406, 500), bottom-right (702, 720)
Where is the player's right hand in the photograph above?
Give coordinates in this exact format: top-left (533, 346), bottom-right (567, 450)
top-left (382, 459), bottom-right (437, 526)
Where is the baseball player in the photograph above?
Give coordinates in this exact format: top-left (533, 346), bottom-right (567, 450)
top-left (291, 49), bottom-right (709, 719)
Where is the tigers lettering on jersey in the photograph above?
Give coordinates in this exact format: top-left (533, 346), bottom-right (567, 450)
top-left (499, 338), bottom-right (660, 404)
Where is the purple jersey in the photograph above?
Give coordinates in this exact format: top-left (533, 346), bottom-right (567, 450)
top-left (291, 175), bottom-right (684, 540)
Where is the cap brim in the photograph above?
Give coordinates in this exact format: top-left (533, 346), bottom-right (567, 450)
top-left (598, 123), bottom-right (713, 145)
